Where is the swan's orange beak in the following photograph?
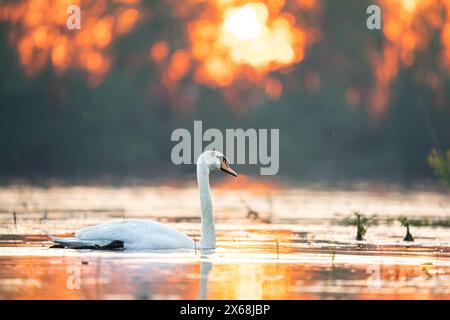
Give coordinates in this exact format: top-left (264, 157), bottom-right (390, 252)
top-left (220, 158), bottom-right (237, 177)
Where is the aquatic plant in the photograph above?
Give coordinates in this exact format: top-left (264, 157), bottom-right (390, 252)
top-left (339, 214), bottom-right (378, 226)
top-left (428, 149), bottom-right (450, 187)
top-left (339, 211), bottom-right (371, 240)
top-left (354, 211), bottom-right (368, 241)
top-left (240, 195), bottom-right (259, 219)
top-left (265, 191), bottom-right (274, 224)
top-left (275, 239), bottom-right (280, 260)
top-left (342, 216), bottom-right (450, 228)
top-left (240, 194), bottom-right (272, 224)
top-left (398, 216), bottom-right (414, 242)
top-left (404, 218), bottom-right (450, 228)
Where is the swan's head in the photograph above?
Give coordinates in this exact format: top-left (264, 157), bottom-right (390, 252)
top-left (197, 150), bottom-right (237, 177)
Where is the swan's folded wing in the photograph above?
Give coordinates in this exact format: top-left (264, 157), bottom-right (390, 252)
top-left (49, 235), bottom-right (114, 249)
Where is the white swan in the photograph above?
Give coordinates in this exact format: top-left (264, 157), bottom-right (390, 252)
top-left (49, 150), bottom-right (237, 250)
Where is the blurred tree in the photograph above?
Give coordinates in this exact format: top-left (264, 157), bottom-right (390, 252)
top-left (0, 0), bottom-right (448, 185)
top-left (428, 149), bottom-right (450, 187)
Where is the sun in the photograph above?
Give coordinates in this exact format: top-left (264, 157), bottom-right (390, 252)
top-left (220, 2), bottom-right (295, 68)
top-left (185, 0), bottom-right (310, 91)
top-left (222, 3), bottom-right (267, 41)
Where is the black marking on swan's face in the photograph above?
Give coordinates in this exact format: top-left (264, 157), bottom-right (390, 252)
top-left (219, 156), bottom-right (237, 177)
top-left (200, 151), bottom-right (237, 177)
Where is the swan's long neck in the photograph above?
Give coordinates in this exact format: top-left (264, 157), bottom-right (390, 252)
top-left (197, 163), bottom-right (215, 249)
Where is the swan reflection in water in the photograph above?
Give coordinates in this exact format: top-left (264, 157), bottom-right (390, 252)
top-left (1, 245), bottom-right (450, 299)
top-left (199, 249), bottom-right (214, 300)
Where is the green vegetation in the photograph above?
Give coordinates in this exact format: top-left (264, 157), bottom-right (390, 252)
top-left (345, 211), bottom-right (370, 241)
top-left (339, 212), bottom-right (450, 241)
top-left (406, 218), bottom-right (450, 228)
top-left (339, 213), bottom-right (379, 227)
top-left (356, 212), bottom-right (369, 241)
top-left (341, 216), bottom-right (450, 228)
top-left (398, 216), bottom-right (414, 242)
top-left (388, 217), bottom-right (450, 228)
top-left (428, 149), bottom-right (450, 187)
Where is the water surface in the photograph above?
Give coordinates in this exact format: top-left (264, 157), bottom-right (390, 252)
top-left (0, 185), bottom-right (449, 299)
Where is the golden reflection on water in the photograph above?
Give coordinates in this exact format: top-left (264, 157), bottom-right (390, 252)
top-left (0, 243), bottom-right (449, 300)
top-left (0, 185), bottom-right (450, 299)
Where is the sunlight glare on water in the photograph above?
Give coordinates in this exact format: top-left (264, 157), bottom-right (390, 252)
top-left (0, 185), bottom-right (449, 299)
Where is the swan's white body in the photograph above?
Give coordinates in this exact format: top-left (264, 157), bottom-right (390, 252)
top-left (50, 220), bottom-right (195, 250)
top-left (50, 151), bottom-right (236, 250)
